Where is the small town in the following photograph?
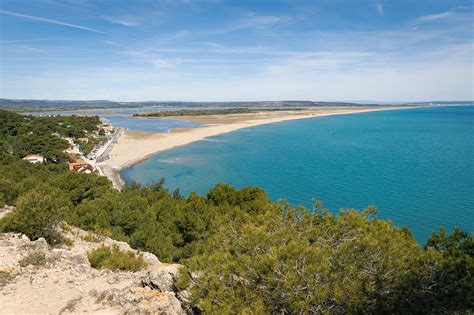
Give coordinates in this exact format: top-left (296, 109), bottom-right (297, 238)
top-left (21, 118), bottom-right (118, 176)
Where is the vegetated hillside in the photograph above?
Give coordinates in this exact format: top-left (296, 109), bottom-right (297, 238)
top-left (0, 109), bottom-right (100, 162)
top-left (0, 98), bottom-right (386, 112)
top-left (0, 109), bottom-right (472, 313)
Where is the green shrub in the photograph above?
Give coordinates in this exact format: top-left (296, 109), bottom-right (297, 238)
top-left (186, 206), bottom-right (473, 314)
top-left (176, 266), bottom-right (191, 290)
top-left (63, 238), bottom-right (74, 247)
top-left (60, 222), bottom-right (72, 232)
top-left (81, 234), bottom-right (102, 243)
top-left (87, 245), bottom-right (147, 272)
top-left (0, 187), bottom-right (70, 245)
top-left (19, 251), bottom-right (50, 267)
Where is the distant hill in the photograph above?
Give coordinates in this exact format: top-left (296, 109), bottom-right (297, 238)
top-left (0, 98), bottom-right (124, 111)
top-left (0, 98), bottom-right (394, 111)
top-left (404, 101), bottom-right (473, 105)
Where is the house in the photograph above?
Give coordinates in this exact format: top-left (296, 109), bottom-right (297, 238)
top-left (22, 154), bottom-right (45, 164)
top-left (77, 137), bottom-right (89, 144)
top-left (68, 161), bottom-right (93, 174)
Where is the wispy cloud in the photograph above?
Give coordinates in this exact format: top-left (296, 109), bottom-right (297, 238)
top-left (151, 58), bottom-right (174, 69)
top-left (0, 38), bottom-right (58, 44)
top-left (415, 11), bottom-right (454, 23)
top-left (241, 14), bottom-right (288, 28)
top-left (195, 42), bottom-right (226, 48)
top-left (102, 16), bottom-right (140, 27)
top-left (1, 2), bottom-right (472, 101)
top-left (198, 13), bottom-right (293, 36)
top-left (101, 40), bottom-right (124, 47)
top-left (375, 0), bottom-right (384, 16)
top-left (21, 46), bottom-right (48, 53)
top-left (413, 7), bottom-right (472, 25)
top-left (232, 13), bottom-right (292, 32)
top-left (0, 10), bottom-right (107, 34)
top-left (158, 30), bottom-right (189, 42)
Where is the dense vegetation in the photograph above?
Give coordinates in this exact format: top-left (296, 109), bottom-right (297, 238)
top-left (133, 107), bottom-right (306, 117)
top-left (0, 109), bottom-right (472, 313)
top-left (0, 109), bottom-right (100, 161)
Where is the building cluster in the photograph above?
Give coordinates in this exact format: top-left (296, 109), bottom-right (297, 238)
top-left (22, 153), bottom-right (93, 174)
top-left (22, 133), bottom-right (99, 174)
top-left (20, 119), bottom-right (115, 174)
top-left (67, 160), bottom-right (93, 174)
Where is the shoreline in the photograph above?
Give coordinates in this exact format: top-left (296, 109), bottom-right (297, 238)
top-left (98, 106), bottom-right (417, 188)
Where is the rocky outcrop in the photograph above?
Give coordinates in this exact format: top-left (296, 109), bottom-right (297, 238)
top-left (0, 223), bottom-right (188, 314)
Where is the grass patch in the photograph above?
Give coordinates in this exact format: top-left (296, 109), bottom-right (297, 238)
top-left (19, 251), bottom-right (50, 267)
top-left (63, 237), bottom-right (74, 247)
top-left (60, 222), bottom-right (72, 232)
top-left (81, 234), bottom-right (102, 243)
top-left (87, 245), bottom-right (147, 272)
top-left (0, 271), bottom-right (14, 287)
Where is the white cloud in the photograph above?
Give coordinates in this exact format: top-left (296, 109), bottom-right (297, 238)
top-left (21, 46), bottom-right (47, 53)
top-left (415, 11), bottom-right (454, 23)
top-left (0, 10), bottom-right (107, 34)
top-left (158, 30), bottom-right (190, 42)
top-left (3, 40), bottom-right (471, 102)
top-left (376, 0), bottom-right (384, 16)
top-left (0, 38), bottom-right (58, 43)
top-left (102, 40), bottom-right (124, 47)
top-left (195, 42), bottom-right (226, 48)
top-left (413, 7), bottom-right (472, 25)
top-left (151, 58), bottom-right (174, 69)
top-left (1, 4), bottom-right (472, 102)
top-left (102, 16), bottom-right (140, 27)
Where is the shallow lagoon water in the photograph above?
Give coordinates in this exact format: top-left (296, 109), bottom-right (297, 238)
top-left (123, 106), bottom-right (474, 243)
top-left (102, 116), bottom-right (202, 132)
top-left (28, 107), bottom-right (202, 132)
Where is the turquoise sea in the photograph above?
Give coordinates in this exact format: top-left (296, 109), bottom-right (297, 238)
top-left (122, 106), bottom-right (474, 243)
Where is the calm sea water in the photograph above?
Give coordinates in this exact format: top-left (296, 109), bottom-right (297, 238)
top-left (122, 106), bottom-right (474, 243)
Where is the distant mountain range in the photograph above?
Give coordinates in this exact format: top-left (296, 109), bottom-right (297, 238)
top-left (0, 98), bottom-right (472, 111)
top-left (404, 101), bottom-right (474, 105)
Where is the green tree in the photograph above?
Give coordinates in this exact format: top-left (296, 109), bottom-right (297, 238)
top-left (186, 205), bottom-right (431, 313)
top-left (0, 186), bottom-right (71, 244)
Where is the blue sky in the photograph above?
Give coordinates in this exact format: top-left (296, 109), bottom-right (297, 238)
top-left (0, 0), bottom-right (473, 101)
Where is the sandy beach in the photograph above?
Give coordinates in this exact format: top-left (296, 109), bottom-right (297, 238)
top-left (98, 106), bottom-right (410, 187)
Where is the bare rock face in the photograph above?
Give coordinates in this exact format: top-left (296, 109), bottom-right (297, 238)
top-left (98, 287), bottom-right (183, 314)
top-left (0, 223), bottom-right (187, 314)
top-left (139, 263), bottom-right (182, 293)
